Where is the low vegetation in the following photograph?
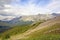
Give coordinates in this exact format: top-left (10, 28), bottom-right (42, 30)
top-left (20, 23), bottom-right (60, 40)
top-left (0, 20), bottom-right (60, 40)
top-left (0, 20), bottom-right (44, 40)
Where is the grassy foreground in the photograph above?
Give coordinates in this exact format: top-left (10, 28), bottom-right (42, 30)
top-left (19, 23), bottom-right (60, 40)
top-left (0, 21), bottom-right (43, 40)
top-left (0, 20), bottom-right (60, 40)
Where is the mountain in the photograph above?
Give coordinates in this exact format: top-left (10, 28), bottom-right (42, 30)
top-left (8, 16), bottom-right (22, 24)
top-left (0, 13), bottom-right (59, 33)
top-left (10, 16), bottom-right (60, 40)
top-left (0, 13), bottom-right (59, 24)
top-left (0, 14), bottom-right (55, 26)
top-left (0, 26), bottom-right (10, 33)
top-left (52, 13), bottom-right (60, 16)
top-left (20, 14), bottom-right (55, 21)
top-left (0, 16), bottom-right (32, 33)
top-left (0, 16), bottom-right (33, 26)
top-left (0, 16), bottom-right (60, 40)
top-left (0, 14), bottom-right (56, 33)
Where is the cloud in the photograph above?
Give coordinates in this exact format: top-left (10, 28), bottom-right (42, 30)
top-left (0, 15), bottom-right (15, 21)
top-left (45, 0), bottom-right (60, 13)
top-left (0, 0), bottom-right (16, 20)
top-left (0, 0), bottom-right (60, 20)
top-left (1, 0), bottom-right (50, 16)
top-left (0, 0), bottom-right (12, 15)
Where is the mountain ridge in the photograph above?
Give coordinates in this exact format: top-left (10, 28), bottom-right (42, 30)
top-left (6, 16), bottom-right (60, 40)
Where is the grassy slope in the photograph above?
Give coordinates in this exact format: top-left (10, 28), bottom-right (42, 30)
top-left (0, 17), bottom-right (60, 40)
top-left (21, 23), bottom-right (60, 40)
top-left (0, 21), bottom-right (43, 40)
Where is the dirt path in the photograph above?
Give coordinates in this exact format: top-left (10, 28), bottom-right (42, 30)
top-left (8, 16), bottom-right (60, 40)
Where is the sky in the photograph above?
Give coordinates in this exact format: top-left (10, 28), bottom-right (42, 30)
top-left (0, 0), bottom-right (60, 20)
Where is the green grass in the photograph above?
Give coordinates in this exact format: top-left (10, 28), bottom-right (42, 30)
top-left (19, 23), bottom-right (60, 40)
top-left (21, 34), bottom-right (60, 40)
top-left (0, 21), bottom-right (43, 40)
top-left (1, 20), bottom-right (60, 40)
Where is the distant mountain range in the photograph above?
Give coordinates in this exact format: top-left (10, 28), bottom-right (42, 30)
top-left (52, 13), bottom-right (60, 16)
top-left (0, 16), bottom-right (33, 26)
top-left (0, 14), bottom-right (60, 40)
top-left (0, 13), bottom-right (60, 33)
top-left (0, 13), bottom-right (60, 26)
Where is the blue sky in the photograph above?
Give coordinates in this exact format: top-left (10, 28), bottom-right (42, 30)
top-left (0, 0), bottom-right (60, 15)
top-left (11, 0), bottom-right (51, 7)
top-left (0, 0), bottom-right (60, 20)
top-left (9, 0), bottom-right (60, 15)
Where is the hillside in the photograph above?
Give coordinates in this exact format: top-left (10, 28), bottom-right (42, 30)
top-left (0, 20), bottom-right (44, 39)
top-left (20, 14), bottom-right (54, 21)
top-left (0, 16), bottom-right (60, 40)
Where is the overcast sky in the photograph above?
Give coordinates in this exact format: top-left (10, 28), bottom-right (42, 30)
top-left (0, 0), bottom-right (60, 20)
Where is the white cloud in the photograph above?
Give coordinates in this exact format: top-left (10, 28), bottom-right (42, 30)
top-left (45, 0), bottom-right (60, 14)
top-left (0, 15), bottom-right (15, 21)
top-left (0, 0), bottom-right (60, 20)
top-left (0, 0), bottom-right (60, 16)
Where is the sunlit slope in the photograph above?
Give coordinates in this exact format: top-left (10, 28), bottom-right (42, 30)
top-left (0, 20), bottom-right (44, 40)
top-left (21, 23), bottom-right (60, 40)
top-left (0, 16), bottom-right (60, 40)
top-left (8, 16), bottom-right (60, 40)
